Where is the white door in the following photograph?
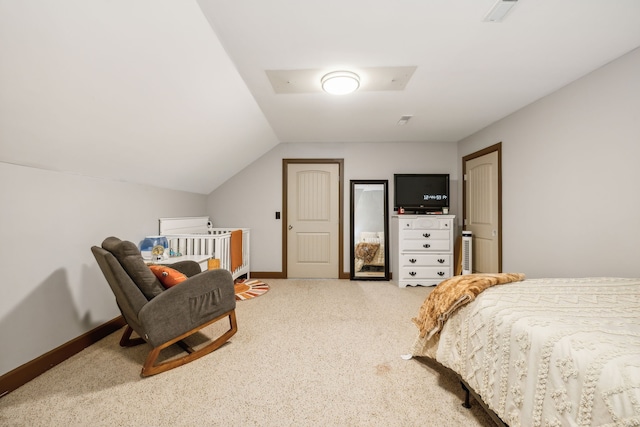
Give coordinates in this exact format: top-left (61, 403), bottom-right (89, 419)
top-left (464, 149), bottom-right (500, 273)
top-left (287, 163), bottom-right (340, 278)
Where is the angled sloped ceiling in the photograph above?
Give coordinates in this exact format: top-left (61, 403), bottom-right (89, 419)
top-left (0, 0), bottom-right (279, 194)
top-left (198, 0), bottom-right (640, 144)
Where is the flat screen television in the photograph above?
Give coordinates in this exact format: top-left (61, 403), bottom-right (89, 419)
top-left (394, 173), bottom-right (450, 213)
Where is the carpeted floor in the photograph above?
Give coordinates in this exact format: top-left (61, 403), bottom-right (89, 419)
top-left (0, 279), bottom-right (494, 427)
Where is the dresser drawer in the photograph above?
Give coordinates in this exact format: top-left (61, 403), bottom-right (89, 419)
top-left (401, 239), bottom-right (451, 252)
top-left (400, 217), bottom-right (452, 230)
top-left (399, 266), bottom-right (451, 280)
top-left (401, 229), bottom-right (450, 240)
top-left (400, 254), bottom-right (451, 267)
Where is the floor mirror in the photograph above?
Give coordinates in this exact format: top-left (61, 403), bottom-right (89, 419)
top-left (350, 180), bottom-right (389, 280)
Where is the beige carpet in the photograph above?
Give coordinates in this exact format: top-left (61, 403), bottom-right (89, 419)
top-left (0, 279), bottom-right (494, 427)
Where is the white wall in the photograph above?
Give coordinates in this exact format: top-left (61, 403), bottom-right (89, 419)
top-left (207, 141), bottom-right (459, 273)
top-left (0, 163), bottom-right (207, 376)
top-left (458, 47), bottom-right (640, 278)
top-left (6, 45), bottom-right (637, 382)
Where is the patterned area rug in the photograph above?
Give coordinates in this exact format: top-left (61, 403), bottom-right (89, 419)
top-left (234, 279), bottom-right (270, 301)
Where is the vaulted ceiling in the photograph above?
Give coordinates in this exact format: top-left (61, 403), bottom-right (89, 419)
top-left (2, 1), bottom-right (639, 194)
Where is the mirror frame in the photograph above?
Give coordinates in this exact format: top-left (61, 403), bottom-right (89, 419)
top-left (350, 180), bottom-right (390, 281)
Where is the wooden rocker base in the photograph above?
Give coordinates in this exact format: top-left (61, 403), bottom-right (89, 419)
top-left (120, 309), bottom-right (238, 377)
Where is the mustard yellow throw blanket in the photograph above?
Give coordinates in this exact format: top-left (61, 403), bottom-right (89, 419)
top-left (412, 273), bottom-right (526, 339)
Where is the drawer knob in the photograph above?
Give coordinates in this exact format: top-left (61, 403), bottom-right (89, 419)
top-left (423, 243), bottom-right (431, 248)
top-left (438, 258), bottom-right (445, 264)
top-left (437, 271), bottom-right (445, 276)
top-left (409, 271), bottom-right (417, 276)
top-left (409, 258), bottom-right (417, 263)
top-left (423, 233), bottom-right (431, 238)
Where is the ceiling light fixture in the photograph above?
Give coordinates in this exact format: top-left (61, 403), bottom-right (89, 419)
top-left (321, 71), bottom-right (360, 95)
top-left (483, 0), bottom-right (518, 22)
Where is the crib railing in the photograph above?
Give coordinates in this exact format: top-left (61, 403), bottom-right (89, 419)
top-left (161, 228), bottom-right (250, 279)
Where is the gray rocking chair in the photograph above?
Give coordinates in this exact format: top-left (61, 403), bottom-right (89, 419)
top-left (91, 237), bottom-right (237, 376)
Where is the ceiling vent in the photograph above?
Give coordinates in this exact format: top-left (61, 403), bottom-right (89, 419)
top-left (396, 115), bottom-right (413, 126)
top-left (483, 0), bottom-right (518, 22)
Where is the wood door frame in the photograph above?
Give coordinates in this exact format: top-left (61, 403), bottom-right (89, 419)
top-left (462, 143), bottom-right (503, 272)
top-left (282, 159), bottom-right (345, 279)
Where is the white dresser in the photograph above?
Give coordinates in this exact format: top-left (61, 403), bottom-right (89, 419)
top-left (391, 214), bottom-right (455, 288)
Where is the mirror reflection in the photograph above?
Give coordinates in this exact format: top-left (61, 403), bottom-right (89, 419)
top-left (350, 180), bottom-right (389, 280)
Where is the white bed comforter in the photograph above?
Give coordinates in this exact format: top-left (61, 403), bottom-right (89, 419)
top-left (411, 277), bottom-right (640, 427)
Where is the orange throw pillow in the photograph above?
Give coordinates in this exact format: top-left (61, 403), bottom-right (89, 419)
top-left (148, 265), bottom-right (187, 288)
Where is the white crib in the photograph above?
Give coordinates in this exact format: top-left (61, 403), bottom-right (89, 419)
top-left (158, 217), bottom-right (250, 280)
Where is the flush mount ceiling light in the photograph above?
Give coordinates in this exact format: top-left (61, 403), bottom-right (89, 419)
top-left (321, 71), bottom-right (360, 95)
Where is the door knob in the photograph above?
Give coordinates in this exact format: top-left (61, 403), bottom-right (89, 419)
top-left (288, 225), bottom-right (293, 230)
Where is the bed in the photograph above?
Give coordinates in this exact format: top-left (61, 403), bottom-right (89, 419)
top-left (353, 231), bottom-right (385, 273)
top-left (410, 275), bottom-right (640, 427)
top-left (158, 216), bottom-right (250, 281)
